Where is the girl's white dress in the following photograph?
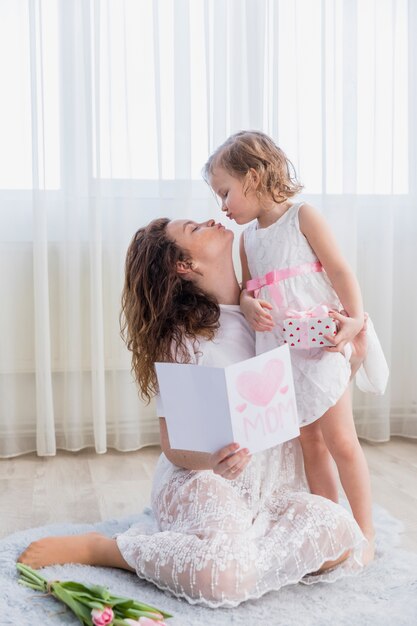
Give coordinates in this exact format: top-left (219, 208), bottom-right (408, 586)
top-left (243, 202), bottom-right (389, 427)
top-left (114, 305), bottom-right (367, 608)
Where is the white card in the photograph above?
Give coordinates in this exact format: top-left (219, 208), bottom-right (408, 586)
top-left (155, 344), bottom-right (300, 454)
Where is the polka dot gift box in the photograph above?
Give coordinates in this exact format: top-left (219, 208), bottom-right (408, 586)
top-left (282, 305), bottom-right (337, 349)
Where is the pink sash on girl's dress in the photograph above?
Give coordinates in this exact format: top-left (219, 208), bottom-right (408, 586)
top-left (246, 261), bottom-right (323, 308)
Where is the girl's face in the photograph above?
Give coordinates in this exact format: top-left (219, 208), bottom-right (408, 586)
top-left (209, 167), bottom-right (260, 225)
top-left (166, 218), bottom-right (233, 269)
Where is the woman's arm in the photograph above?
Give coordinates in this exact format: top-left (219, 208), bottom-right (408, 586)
top-left (159, 417), bottom-right (213, 470)
top-left (159, 417), bottom-right (251, 477)
top-left (298, 203), bottom-right (364, 349)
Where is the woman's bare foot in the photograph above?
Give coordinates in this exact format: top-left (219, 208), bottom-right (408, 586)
top-left (17, 531), bottom-right (135, 572)
top-left (308, 530), bottom-right (375, 577)
top-left (17, 532), bottom-right (104, 569)
top-left (307, 548), bottom-right (351, 576)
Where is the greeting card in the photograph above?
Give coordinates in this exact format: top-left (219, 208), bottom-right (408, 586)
top-left (155, 344), bottom-right (299, 454)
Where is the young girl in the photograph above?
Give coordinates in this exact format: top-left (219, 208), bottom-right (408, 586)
top-left (204, 130), bottom-right (389, 566)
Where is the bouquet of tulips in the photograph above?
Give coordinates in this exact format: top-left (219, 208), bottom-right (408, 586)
top-left (17, 563), bottom-right (172, 625)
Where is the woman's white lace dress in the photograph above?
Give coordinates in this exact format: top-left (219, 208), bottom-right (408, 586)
top-left (114, 305), bottom-right (367, 608)
top-left (243, 202), bottom-right (389, 427)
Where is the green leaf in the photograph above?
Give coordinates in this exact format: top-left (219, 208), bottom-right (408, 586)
top-left (109, 598), bottom-right (135, 608)
top-left (77, 599), bottom-right (105, 610)
top-left (70, 593), bottom-right (107, 606)
top-left (128, 601), bottom-right (172, 618)
top-left (112, 596), bottom-right (169, 615)
top-left (125, 609), bottom-right (169, 619)
top-left (60, 582), bottom-right (94, 593)
top-left (52, 586), bottom-right (92, 623)
top-left (60, 581), bottom-right (110, 602)
top-left (87, 584), bottom-right (111, 600)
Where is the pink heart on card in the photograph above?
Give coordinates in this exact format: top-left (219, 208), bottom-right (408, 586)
top-left (280, 385), bottom-right (289, 394)
top-left (235, 403), bottom-right (247, 413)
top-left (236, 359), bottom-right (285, 407)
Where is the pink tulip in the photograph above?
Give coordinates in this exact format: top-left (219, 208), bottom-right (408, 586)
top-left (91, 606), bottom-right (114, 626)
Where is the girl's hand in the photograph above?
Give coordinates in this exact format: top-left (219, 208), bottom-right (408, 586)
top-left (210, 443), bottom-right (252, 480)
top-left (324, 310), bottom-right (363, 353)
top-left (240, 291), bottom-right (275, 332)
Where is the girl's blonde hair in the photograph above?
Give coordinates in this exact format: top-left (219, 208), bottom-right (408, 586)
top-left (203, 130), bottom-right (303, 203)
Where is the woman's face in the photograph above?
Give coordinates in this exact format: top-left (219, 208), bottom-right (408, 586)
top-left (166, 218), bottom-right (234, 269)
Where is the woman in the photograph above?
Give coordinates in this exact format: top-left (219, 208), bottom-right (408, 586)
top-left (18, 217), bottom-right (368, 608)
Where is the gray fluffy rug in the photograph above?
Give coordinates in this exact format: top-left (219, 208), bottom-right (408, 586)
top-left (1, 501), bottom-right (417, 626)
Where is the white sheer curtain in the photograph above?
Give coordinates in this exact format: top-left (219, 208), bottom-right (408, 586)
top-left (0, 0), bottom-right (415, 457)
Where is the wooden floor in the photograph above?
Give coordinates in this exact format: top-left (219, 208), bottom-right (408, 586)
top-left (1, 437), bottom-right (416, 552)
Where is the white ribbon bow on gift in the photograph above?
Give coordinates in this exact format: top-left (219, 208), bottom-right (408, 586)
top-left (285, 304), bottom-right (330, 319)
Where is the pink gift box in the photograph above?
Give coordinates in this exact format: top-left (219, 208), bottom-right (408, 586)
top-left (282, 307), bottom-right (337, 349)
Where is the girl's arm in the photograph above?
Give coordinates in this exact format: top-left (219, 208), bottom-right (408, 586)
top-left (159, 417), bottom-right (251, 477)
top-left (239, 233), bottom-right (274, 332)
top-left (298, 203), bottom-right (364, 347)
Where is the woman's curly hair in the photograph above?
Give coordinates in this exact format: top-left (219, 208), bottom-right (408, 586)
top-left (120, 218), bottom-right (220, 403)
top-left (202, 130), bottom-right (303, 203)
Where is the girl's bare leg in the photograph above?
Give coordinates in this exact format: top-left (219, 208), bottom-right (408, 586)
top-left (319, 388), bottom-right (375, 565)
top-left (17, 532), bottom-right (135, 572)
top-left (299, 421), bottom-right (339, 503)
top-left (298, 312), bottom-right (368, 504)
